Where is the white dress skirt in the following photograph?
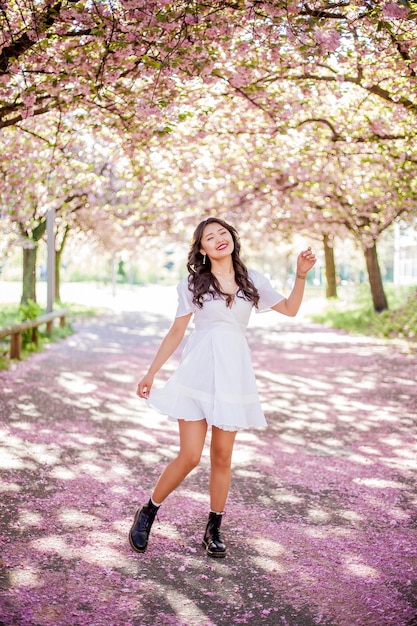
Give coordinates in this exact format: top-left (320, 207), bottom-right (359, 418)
top-left (147, 269), bottom-right (284, 432)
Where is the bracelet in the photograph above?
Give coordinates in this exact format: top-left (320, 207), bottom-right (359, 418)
top-left (296, 273), bottom-right (307, 280)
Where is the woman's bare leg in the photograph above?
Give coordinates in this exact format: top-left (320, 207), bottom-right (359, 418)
top-left (152, 419), bottom-right (208, 504)
top-left (209, 426), bottom-right (237, 512)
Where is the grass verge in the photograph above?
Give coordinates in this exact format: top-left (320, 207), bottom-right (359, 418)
top-left (312, 285), bottom-right (417, 341)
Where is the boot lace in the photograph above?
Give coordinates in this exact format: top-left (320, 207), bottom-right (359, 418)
top-left (137, 507), bottom-right (157, 533)
top-left (211, 524), bottom-right (222, 543)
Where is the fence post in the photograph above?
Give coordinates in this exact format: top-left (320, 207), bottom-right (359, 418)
top-left (32, 327), bottom-right (39, 347)
top-left (10, 333), bottom-right (21, 360)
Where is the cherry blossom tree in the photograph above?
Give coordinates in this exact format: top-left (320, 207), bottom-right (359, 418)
top-left (0, 110), bottom-right (186, 303)
top-left (0, 118), bottom-right (95, 303)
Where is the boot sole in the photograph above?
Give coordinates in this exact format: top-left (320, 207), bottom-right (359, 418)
top-left (202, 540), bottom-right (226, 558)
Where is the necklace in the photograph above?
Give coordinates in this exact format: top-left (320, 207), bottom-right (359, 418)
top-left (212, 271), bottom-right (235, 286)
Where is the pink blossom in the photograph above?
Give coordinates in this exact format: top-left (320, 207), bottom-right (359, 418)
top-left (184, 14), bottom-right (197, 25)
top-left (382, 3), bottom-right (410, 19)
top-left (287, 3), bottom-right (301, 14)
top-left (314, 27), bottom-right (341, 52)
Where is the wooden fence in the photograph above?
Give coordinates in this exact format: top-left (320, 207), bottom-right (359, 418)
top-left (0, 309), bottom-right (68, 360)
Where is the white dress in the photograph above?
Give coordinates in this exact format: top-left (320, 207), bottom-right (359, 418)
top-left (147, 269), bottom-right (284, 431)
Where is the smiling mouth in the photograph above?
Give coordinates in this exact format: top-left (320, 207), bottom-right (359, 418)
top-left (217, 243), bottom-right (228, 250)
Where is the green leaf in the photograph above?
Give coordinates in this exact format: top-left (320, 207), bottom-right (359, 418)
top-left (178, 112), bottom-right (193, 121)
top-left (141, 55), bottom-right (162, 69)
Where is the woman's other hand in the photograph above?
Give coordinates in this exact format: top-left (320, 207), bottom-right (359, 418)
top-left (137, 373), bottom-right (154, 399)
top-left (297, 247), bottom-right (316, 275)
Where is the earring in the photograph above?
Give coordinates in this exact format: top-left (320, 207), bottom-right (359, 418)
top-left (202, 254), bottom-right (206, 265)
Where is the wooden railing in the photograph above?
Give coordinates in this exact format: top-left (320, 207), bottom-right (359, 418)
top-left (0, 309), bottom-right (68, 359)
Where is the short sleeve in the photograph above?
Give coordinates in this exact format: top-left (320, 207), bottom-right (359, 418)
top-left (175, 278), bottom-right (194, 318)
top-left (249, 269), bottom-right (285, 313)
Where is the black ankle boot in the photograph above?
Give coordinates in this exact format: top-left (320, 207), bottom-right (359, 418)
top-left (129, 501), bottom-right (158, 553)
top-left (202, 512), bottom-right (226, 558)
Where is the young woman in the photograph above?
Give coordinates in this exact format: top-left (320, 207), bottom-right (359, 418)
top-left (130, 217), bottom-right (316, 558)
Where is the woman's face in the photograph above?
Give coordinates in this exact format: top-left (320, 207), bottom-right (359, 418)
top-left (200, 222), bottom-right (234, 261)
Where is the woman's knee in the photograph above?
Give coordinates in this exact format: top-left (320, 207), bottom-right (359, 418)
top-left (178, 419), bottom-right (207, 471)
top-left (210, 448), bottom-right (233, 471)
top-left (210, 429), bottom-right (236, 470)
top-left (178, 451), bottom-right (201, 473)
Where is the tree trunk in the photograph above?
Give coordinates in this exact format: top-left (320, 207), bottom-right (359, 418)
top-left (323, 233), bottom-right (337, 299)
top-left (21, 245), bottom-right (38, 304)
top-left (55, 225), bottom-right (70, 304)
top-left (55, 247), bottom-right (62, 304)
top-left (364, 244), bottom-right (388, 312)
top-left (19, 218), bottom-right (47, 306)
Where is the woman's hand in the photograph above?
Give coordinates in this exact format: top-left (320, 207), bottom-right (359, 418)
top-left (137, 373), bottom-right (154, 399)
top-left (297, 247), bottom-right (316, 275)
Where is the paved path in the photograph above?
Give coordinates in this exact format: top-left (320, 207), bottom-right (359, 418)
top-left (0, 285), bottom-right (416, 626)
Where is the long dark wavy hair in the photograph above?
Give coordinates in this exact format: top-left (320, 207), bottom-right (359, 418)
top-left (186, 217), bottom-right (260, 309)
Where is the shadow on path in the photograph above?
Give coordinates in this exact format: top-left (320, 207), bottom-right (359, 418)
top-left (0, 307), bottom-right (416, 626)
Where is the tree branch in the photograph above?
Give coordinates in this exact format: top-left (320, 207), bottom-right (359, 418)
top-left (0, 2), bottom-right (63, 73)
top-left (224, 79), bottom-right (278, 124)
top-left (301, 2), bottom-right (350, 20)
top-left (296, 117), bottom-right (343, 141)
top-left (286, 72), bottom-right (417, 113)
